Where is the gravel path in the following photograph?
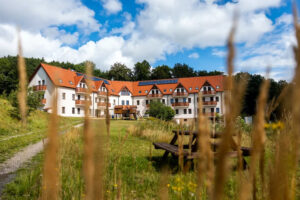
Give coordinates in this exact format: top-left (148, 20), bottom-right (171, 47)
top-left (0, 123), bottom-right (83, 198)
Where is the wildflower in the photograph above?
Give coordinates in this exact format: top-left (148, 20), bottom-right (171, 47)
top-left (113, 184), bottom-right (118, 188)
top-left (167, 184), bottom-right (170, 188)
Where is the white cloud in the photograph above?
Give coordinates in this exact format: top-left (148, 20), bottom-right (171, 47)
top-left (212, 49), bottom-right (226, 57)
top-left (42, 27), bottom-right (79, 45)
top-left (188, 53), bottom-right (199, 59)
top-left (0, 0), bottom-right (100, 33)
top-left (101, 0), bottom-right (122, 14)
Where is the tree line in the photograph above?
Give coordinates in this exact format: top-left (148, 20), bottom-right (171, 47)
top-left (0, 56), bottom-right (288, 119)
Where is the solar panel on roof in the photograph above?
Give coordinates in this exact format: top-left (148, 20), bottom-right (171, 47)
top-left (138, 79), bottom-right (178, 86)
top-left (80, 74), bottom-right (110, 85)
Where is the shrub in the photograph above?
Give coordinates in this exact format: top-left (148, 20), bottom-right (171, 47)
top-left (148, 101), bottom-right (175, 121)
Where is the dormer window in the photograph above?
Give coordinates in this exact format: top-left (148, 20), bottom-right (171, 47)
top-left (164, 89), bottom-right (166, 92)
top-left (145, 90), bottom-right (148, 93)
top-left (139, 91), bottom-right (141, 93)
top-left (189, 87), bottom-right (192, 91)
top-left (69, 81), bottom-right (73, 85)
top-left (196, 87), bottom-right (199, 90)
top-left (216, 85), bottom-right (220, 89)
top-left (170, 89), bottom-right (172, 92)
top-left (59, 79), bottom-right (63, 83)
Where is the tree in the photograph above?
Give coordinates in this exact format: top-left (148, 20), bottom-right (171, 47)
top-left (197, 70), bottom-right (223, 76)
top-left (148, 101), bottom-right (175, 121)
top-left (108, 63), bottom-right (133, 81)
top-left (133, 60), bottom-right (151, 81)
top-left (172, 63), bottom-right (196, 78)
top-left (151, 65), bottom-right (172, 79)
top-left (8, 88), bottom-right (43, 119)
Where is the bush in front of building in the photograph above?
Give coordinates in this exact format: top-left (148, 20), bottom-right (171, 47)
top-left (148, 101), bottom-right (175, 121)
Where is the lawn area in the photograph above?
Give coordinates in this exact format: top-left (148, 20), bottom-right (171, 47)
top-left (2, 119), bottom-right (300, 200)
top-left (0, 98), bottom-right (83, 163)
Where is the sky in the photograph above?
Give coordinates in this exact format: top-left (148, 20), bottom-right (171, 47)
top-left (0, 0), bottom-right (298, 81)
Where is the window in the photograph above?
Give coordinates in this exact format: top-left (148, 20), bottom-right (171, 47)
top-left (211, 108), bottom-right (214, 113)
top-left (188, 109), bottom-right (192, 114)
top-left (72, 107), bottom-right (75, 114)
top-left (197, 97), bottom-right (199, 102)
top-left (62, 107), bottom-right (65, 114)
top-left (146, 100), bottom-right (149, 105)
top-left (210, 97), bottom-right (214, 101)
top-left (196, 87), bottom-right (198, 90)
top-left (183, 98), bottom-right (186, 103)
top-left (184, 109), bottom-right (187, 114)
top-left (62, 93), bottom-right (66, 100)
top-left (216, 108), bottom-right (220, 113)
top-left (170, 99), bottom-right (174, 103)
top-left (176, 109), bottom-right (179, 114)
top-left (95, 97), bottom-right (97, 103)
top-left (59, 79), bottom-right (63, 83)
top-left (113, 99), bottom-right (116, 105)
top-left (137, 100), bottom-right (140, 105)
top-left (122, 100), bottom-right (125, 105)
top-left (202, 97), bottom-right (205, 102)
top-left (216, 85), bottom-right (220, 89)
top-left (38, 80), bottom-right (41, 85)
top-left (188, 98), bottom-right (191, 103)
top-left (77, 108), bottom-right (80, 114)
top-left (69, 81), bottom-right (73, 85)
top-left (189, 87), bottom-right (192, 91)
top-left (77, 95), bottom-right (80, 100)
top-left (216, 97), bottom-right (219, 102)
top-left (139, 91), bottom-right (141, 93)
top-left (164, 89), bottom-right (166, 92)
top-left (202, 108), bottom-right (205, 113)
top-left (126, 100), bottom-right (129, 105)
top-left (170, 89), bottom-right (172, 92)
top-left (162, 99), bottom-right (165, 104)
top-left (121, 89), bottom-right (130, 96)
top-left (145, 90), bottom-right (148, 93)
top-left (42, 80), bottom-right (45, 85)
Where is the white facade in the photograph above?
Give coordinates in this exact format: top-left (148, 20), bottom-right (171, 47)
top-left (29, 66), bottom-right (224, 120)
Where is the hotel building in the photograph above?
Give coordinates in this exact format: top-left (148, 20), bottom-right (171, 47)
top-left (28, 63), bottom-right (225, 122)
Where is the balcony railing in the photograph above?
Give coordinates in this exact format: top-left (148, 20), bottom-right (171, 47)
top-left (41, 98), bottom-right (46, 104)
top-left (75, 100), bottom-right (90, 106)
top-left (98, 91), bottom-right (109, 97)
top-left (97, 102), bottom-right (111, 107)
top-left (172, 92), bottom-right (188, 97)
top-left (33, 85), bottom-right (47, 91)
top-left (202, 90), bottom-right (216, 95)
top-left (203, 101), bottom-right (217, 106)
top-left (75, 87), bottom-right (88, 93)
top-left (172, 102), bottom-right (189, 107)
top-left (147, 93), bottom-right (163, 98)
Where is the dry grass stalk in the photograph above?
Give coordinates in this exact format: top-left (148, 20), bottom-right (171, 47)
top-left (213, 22), bottom-right (237, 200)
top-left (240, 75), bottom-right (270, 200)
top-left (178, 122), bottom-right (184, 172)
top-left (159, 167), bottom-right (170, 200)
top-left (41, 87), bottom-right (59, 200)
top-left (83, 62), bottom-right (95, 200)
top-left (105, 92), bottom-right (110, 136)
top-left (196, 91), bottom-right (213, 198)
top-left (17, 29), bottom-right (27, 126)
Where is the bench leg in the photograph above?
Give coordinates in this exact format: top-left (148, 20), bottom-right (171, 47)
top-left (162, 151), bottom-right (169, 160)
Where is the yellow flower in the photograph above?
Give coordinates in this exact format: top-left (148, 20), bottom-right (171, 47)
top-left (167, 184), bottom-right (170, 188)
top-left (113, 184), bottom-right (118, 188)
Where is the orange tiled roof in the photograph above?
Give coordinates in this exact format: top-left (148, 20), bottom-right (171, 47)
top-left (31, 63), bottom-right (224, 96)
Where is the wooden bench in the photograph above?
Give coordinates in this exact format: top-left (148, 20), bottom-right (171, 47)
top-left (153, 129), bottom-right (251, 169)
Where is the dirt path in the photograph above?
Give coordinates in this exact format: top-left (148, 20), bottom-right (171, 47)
top-left (0, 123), bottom-right (83, 198)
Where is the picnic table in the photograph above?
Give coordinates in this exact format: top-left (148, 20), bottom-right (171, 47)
top-left (153, 130), bottom-right (251, 168)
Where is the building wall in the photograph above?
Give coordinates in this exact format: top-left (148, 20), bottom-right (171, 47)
top-left (30, 70), bottom-right (224, 119)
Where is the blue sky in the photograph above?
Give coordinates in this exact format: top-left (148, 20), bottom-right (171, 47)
top-left (0, 0), bottom-right (298, 80)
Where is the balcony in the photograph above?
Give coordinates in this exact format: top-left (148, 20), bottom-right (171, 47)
top-left (172, 102), bottom-right (189, 107)
top-left (147, 93), bottom-right (163, 98)
top-left (203, 101), bottom-right (217, 106)
top-left (33, 85), bottom-right (47, 91)
top-left (75, 87), bottom-right (88, 93)
top-left (202, 90), bottom-right (216, 95)
top-left (97, 102), bottom-right (111, 107)
top-left (75, 100), bottom-right (90, 106)
top-left (98, 91), bottom-right (109, 97)
top-left (41, 98), bottom-right (46, 104)
top-left (172, 92), bottom-right (188, 97)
